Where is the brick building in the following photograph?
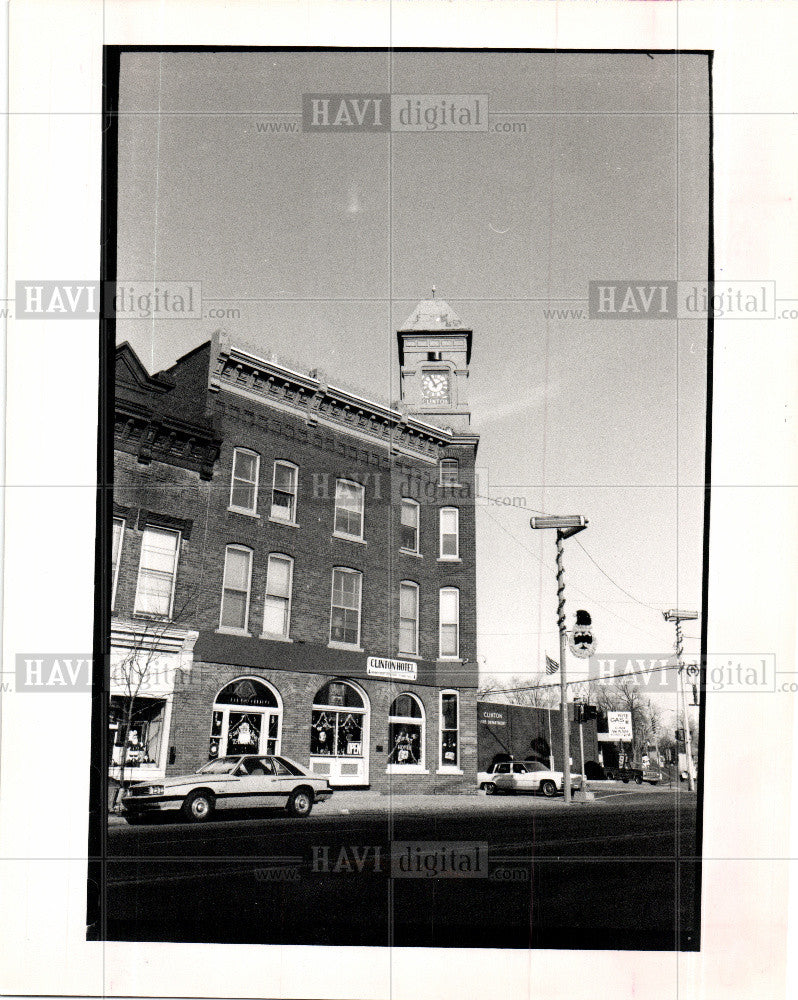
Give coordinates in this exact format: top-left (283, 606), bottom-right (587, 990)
top-left (477, 701), bottom-right (600, 775)
top-left (111, 300), bottom-right (481, 793)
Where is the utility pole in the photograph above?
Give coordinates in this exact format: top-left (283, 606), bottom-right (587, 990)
top-left (531, 515), bottom-right (588, 804)
top-left (663, 609), bottom-right (699, 792)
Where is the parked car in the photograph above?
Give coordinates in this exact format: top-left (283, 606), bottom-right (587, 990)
top-left (121, 754), bottom-right (333, 823)
top-left (477, 759), bottom-right (584, 797)
top-left (603, 763), bottom-right (662, 785)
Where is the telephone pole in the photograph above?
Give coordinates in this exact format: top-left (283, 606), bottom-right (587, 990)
top-left (530, 515), bottom-right (588, 804)
top-left (663, 609), bottom-right (699, 792)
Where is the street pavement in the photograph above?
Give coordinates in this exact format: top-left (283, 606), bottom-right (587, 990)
top-left (98, 785), bottom-right (699, 950)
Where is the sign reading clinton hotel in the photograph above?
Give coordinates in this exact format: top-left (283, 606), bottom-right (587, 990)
top-left (367, 656), bottom-right (418, 681)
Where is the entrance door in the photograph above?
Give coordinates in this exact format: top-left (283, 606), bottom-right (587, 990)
top-left (209, 677), bottom-right (282, 760)
top-left (309, 679), bottom-right (369, 786)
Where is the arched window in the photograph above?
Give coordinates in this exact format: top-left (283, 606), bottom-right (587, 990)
top-left (209, 677), bottom-right (282, 760)
top-left (311, 680), bottom-right (367, 758)
top-left (387, 693), bottom-right (426, 771)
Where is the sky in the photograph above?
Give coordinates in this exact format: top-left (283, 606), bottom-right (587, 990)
top-left (115, 49), bottom-right (710, 724)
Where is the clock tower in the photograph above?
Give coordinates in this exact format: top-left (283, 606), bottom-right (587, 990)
top-left (397, 298), bottom-right (473, 432)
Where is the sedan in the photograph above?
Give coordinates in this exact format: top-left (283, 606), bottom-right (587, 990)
top-left (477, 760), bottom-right (584, 797)
top-left (121, 754), bottom-right (333, 823)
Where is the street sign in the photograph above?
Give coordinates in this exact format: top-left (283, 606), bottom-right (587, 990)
top-left (607, 711), bottom-right (633, 740)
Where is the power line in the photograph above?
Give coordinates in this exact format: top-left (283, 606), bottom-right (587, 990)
top-left (481, 659), bottom-right (682, 696)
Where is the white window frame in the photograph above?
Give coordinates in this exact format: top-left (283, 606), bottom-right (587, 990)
top-left (439, 457), bottom-right (460, 486)
top-left (229, 447), bottom-right (260, 515)
top-left (270, 460), bottom-right (299, 524)
top-left (333, 479), bottom-right (365, 542)
top-left (400, 498), bottom-right (420, 554)
top-left (438, 690), bottom-right (462, 773)
top-left (133, 526), bottom-right (181, 619)
top-left (329, 567), bottom-right (363, 649)
top-left (111, 517), bottom-right (125, 610)
top-left (386, 692), bottom-right (427, 774)
top-left (439, 506), bottom-right (460, 560)
top-left (219, 544), bottom-right (254, 634)
top-left (261, 553), bottom-right (294, 640)
top-left (439, 586), bottom-right (460, 660)
top-left (398, 580), bottom-right (420, 657)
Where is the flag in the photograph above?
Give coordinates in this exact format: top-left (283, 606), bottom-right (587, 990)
top-left (545, 655), bottom-right (559, 675)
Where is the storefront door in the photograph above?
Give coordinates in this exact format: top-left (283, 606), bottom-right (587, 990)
top-left (209, 677), bottom-right (282, 761)
top-left (309, 680), bottom-right (369, 786)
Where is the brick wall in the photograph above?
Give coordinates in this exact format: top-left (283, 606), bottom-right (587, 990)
top-left (170, 662), bottom-right (478, 794)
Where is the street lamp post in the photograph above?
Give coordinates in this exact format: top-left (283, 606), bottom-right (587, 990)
top-left (663, 609), bottom-right (699, 792)
top-left (530, 515), bottom-right (588, 804)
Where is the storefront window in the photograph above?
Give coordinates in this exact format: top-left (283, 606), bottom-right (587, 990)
top-left (388, 693), bottom-right (425, 768)
top-left (108, 695), bottom-right (166, 769)
top-left (311, 681), bottom-right (366, 758)
top-left (440, 690), bottom-right (460, 769)
top-left (210, 677), bottom-right (282, 759)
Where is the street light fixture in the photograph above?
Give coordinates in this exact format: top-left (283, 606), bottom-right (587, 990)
top-left (662, 609), bottom-right (699, 792)
top-left (530, 514), bottom-right (589, 804)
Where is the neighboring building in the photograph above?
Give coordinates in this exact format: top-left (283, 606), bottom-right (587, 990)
top-left (111, 343), bottom-right (221, 788)
top-left (111, 300), bottom-right (481, 793)
top-left (477, 701), bottom-right (600, 774)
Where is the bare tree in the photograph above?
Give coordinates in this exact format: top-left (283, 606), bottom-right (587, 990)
top-left (479, 673), bottom-right (559, 708)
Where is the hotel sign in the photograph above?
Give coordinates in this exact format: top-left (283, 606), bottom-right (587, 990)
top-left (366, 656), bottom-right (418, 681)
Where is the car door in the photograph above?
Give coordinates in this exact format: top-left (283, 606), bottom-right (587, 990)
top-left (512, 763), bottom-right (537, 793)
top-left (268, 757), bottom-right (302, 807)
top-left (492, 761), bottom-right (512, 789)
top-left (220, 756), bottom-right (277, 810)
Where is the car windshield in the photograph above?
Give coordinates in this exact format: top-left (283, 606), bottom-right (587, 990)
top-left (197, 758), bottom-right (240, 774)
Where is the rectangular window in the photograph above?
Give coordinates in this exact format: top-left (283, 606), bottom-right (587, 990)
top-left (439, 507), bottom-right (459, 559)
top-left (334, 480), bottom-right (365, 540)
top-left (399, 582), bottom-right (419, 656)
top-left (439, 458), bottom-right (459, 486)
top-left (400, 499), bottom-right (419, 552)
top-left (271, 461), bottom-right (298, 522)
top-left (229, 448), bottom-right (260, 513)
top-left (330, 568), bottom-right (362, 646)
top-left (439, 587), bottom-right (460, 659)
top-left (220, 545), bottom-right (253, 632)
top-left (134, 526), bottom-right (180, 618)
top-left (111, 517), bottom-right (124, 609)
top-left (262, 554), bottom-right (293, 637)
top-left (440, 691), bottom-right (460, 768)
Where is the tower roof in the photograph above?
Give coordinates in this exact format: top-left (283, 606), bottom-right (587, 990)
top-left (397, 299), bottom-right (473, 366)
top-left (398, 299), bottom-right (469, 332)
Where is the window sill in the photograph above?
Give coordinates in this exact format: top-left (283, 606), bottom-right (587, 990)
top-left (438, 656), bottom-right (463, 664)
top-left (399, 548), bottom-right (422, 558)
top-left (133, 612), bottom-right (173, 623)
top-left (385, 765), bottom-right (429, 775)
top-left (216, 627), bottom-right (252, 637)
top-left (436, 767), bottom-right (463, 775)
top-left (438, 556), bottom-right (461, 563)
top-left (269, 516), bottom-right (299, 529)
top-left (396, 652), bottom-right (421, 661)
top-left (259, 633), bottom-right (293, 643)
top-left (227, 507), bottom-right (261, 519)
top-left (328, 641), bottom-right (365, 652)
top-left (333, 531), bottom-right (367, 545)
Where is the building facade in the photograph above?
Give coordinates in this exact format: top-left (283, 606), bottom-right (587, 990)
top-left (111, 300), bottom-right (481, 793)
top-left (477, 701), bottom-right (600, 775)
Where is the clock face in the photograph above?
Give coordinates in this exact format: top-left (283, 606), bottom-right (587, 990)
top-left (422, 372), bottom-right (450, 401)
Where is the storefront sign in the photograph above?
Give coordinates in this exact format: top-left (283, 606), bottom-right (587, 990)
top-left (366, 656), bottom-right (418, 680)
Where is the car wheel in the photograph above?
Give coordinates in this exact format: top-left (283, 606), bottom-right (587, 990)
top-left (484, 782), bottom-right (497, 795)
top-left (540, 780), bottom-right (557, 797)
top-left (635, 775), bottom-right (643, 785)
top-left (182, 790), bottom-right (214, 823)
top-left (287, 788), bottom-right (313, 817)
top-left (605, 770), bottom-right (614, 780)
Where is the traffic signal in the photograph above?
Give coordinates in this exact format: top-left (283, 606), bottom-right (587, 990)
top-left (675, 728), bottom-right (685, 742)
top-left (573, 702), bottom-right (584, 723)
top-left (584, 704), bottom-right (599, 721)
